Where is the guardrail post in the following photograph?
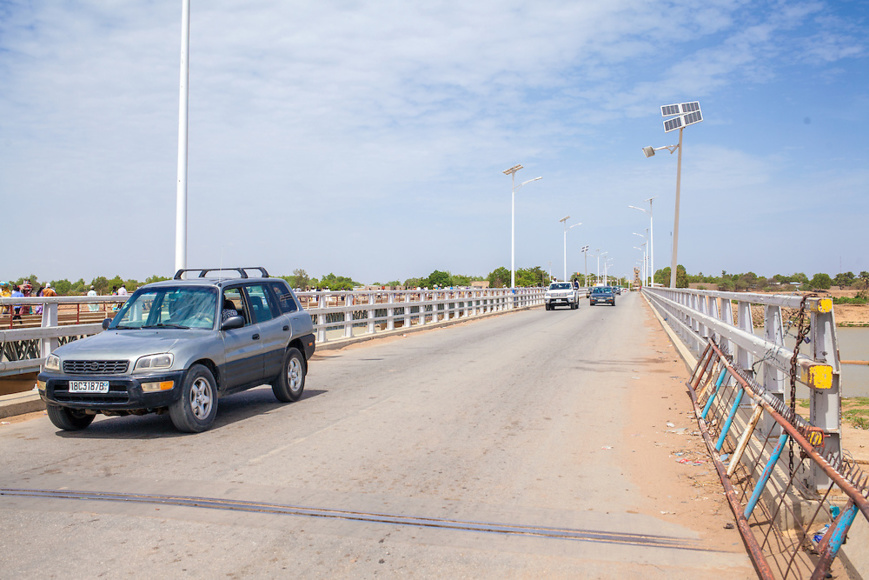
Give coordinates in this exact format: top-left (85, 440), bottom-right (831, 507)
top-left (367, 293), bottom-right (376, 335)
top-left (404, 292), bottom-right (412, 330)
top-left (419, 291), bottom-right (426, 326)
top-left (736, 301), bottom-right (754, 375)
top-left (762, 304), bottom-right (786, 438)
top-left (343, 292), bottom-right (353, 338)
top-left (40, 302), bottom-right (59, 359)
top-left (317, 294), bottom-right (327, 343)
top-left (386, 292), bottom-right (395, 331)
top-left (810, 305), bottom-right (841, 487)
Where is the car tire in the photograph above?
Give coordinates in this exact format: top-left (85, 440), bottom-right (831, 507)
top-left (46, 405), bottom-right (95, 431)
top-left (545, 303), bottom-right (550, 311)
top-left (169, 364), bottom-right (218, 433)
top-left (272, 347), bottom-right (306, 402)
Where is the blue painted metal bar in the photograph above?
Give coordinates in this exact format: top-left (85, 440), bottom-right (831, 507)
top-left (743, 433), bottom-right (789, 519)
top-left (702, 367), bottom-right (728, 420)
top-left (715, 386), bottom-right (744, 452)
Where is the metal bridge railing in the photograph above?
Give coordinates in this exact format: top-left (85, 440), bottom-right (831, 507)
top-left (1, 288), bottom-right (543, 376)
top-left (643, 287), bottom-right (867, 578)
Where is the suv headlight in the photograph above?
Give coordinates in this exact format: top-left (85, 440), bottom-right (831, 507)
top-left (44, 354), bottom-right (61, 372)
top-left (134, 353), bottom-right (174, 372)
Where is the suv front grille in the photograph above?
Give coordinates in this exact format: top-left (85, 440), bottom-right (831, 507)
top-left (63, 360), bottom-right (129, 375)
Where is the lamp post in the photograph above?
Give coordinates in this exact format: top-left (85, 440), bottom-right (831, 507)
top-left (633, 230), bottom-right (649, 286)
top-left (628, 196), bottom-right (656, 286)
top-left (559, 216), bottom-right (581, 282)
top-left (175, 0), bottom-right (191, 276)
top-left (503, 165), bottom-right (542, 289)
top-left (592, 249), bottom-right (607, 285)
top-left (633, 244), bottom-right (646, 286)
top-left (580, 245), bottom-right (589, 289)
top-left (643, 101), bottom-right (702, 288)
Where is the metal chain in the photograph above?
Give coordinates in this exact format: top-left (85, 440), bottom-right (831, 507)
top-left (788, 295), bottom-right (811, 473)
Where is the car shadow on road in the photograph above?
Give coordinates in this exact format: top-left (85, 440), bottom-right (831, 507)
top-left (53, 386), bottom-right (328, 440)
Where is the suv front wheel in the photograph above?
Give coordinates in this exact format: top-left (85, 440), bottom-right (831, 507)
top-left (272, 347), bottom-right (306, 402)
top-left (170, 364), bottom-right (218, 433)
top-left (47, 405), bottom-right (95, 431)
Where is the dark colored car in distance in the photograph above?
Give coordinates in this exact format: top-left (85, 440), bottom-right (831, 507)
top-left (37, 267), bottom-right (315, 433)
top-left (589, 285), bottom-right (616, 306)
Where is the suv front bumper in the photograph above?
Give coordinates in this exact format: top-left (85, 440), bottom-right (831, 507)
top-left (37, 370), bottom-right (187, 411)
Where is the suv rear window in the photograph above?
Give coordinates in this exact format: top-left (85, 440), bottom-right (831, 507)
top-left (269, 282), bottom-right (299, 313)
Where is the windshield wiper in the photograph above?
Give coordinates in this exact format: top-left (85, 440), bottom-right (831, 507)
top-left (113, 325), bottom-right (141, 330)
top-left (142, 324), bottom-right (190, 330)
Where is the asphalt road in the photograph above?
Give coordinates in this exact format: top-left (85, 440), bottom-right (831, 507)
top-left (0, 293), bottom-right (753, 578)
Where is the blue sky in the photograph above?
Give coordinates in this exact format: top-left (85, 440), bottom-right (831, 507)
top-left (1, 0), bottom-right (867, 285)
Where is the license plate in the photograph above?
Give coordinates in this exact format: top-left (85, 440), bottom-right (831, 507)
top-left (69, 381), bottom-right (109, 393)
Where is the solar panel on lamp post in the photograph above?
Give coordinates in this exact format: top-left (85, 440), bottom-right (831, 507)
top-left (503, 165), bottom-right (542, 289)
top-left (643, 101), bottom-right (702, 288)
top-left (559, 216), bottom-right (581, 282)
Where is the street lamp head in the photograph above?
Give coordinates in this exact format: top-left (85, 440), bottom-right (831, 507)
top-left (521, 176), bottom-right (542, 187)
top-left (642, 146), bottom-right (656, 158)
top-left (568, 222), bottom-right (581, 230)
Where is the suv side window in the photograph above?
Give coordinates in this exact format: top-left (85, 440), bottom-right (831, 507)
top-left (269, 282), bottom-right (299, 313)
top-left (223, 287), bottom-right (250, 325)
top-left (245, 284), bottom-right (275, 324)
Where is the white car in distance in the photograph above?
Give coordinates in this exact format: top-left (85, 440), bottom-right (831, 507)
top-left (544, 282), bottom-right (579, 311)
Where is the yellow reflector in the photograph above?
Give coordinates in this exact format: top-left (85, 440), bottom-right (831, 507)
top-left (812, 298), bottom-right (833, 313)
top-left (801, 365), bottom-right (833, 390)
top-left (806, 429), bottom-right (825, 448)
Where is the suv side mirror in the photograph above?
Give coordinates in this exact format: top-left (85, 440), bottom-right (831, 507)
top-left (101, 319), bottom-right (112, 330)
top-left (221, 315), bottom-right (245, 330)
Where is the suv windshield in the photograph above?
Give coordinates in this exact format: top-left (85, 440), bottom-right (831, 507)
top-left (550, 283), bottom-right (572, 290)
top-left (111, 287), bottom-right (218, 330)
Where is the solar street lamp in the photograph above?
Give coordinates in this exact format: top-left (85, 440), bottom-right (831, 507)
top-left (559, 216), bottom-right (581, 282)
top-left (504, 165), bottom-right (542, 288)
top-left (643, 101), bottom-right (703, 288)
top-left (580, 245), bottom-right (589, 288)
top-left (175, 0), bottom-right (191, 276)
top-left (628, 197), bottom-right (656, 287)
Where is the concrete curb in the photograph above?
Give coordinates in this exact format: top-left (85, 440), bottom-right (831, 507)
top-left (0, 390), bottom-right (44, 419)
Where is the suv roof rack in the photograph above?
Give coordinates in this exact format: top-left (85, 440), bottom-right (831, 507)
top-left (173, 267), bottom-right (270, 280)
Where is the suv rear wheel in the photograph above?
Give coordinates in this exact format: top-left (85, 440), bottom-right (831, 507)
top-left (272, 347), bottom-right (305, 402)
top-left (169, 364), bottom-right (218, 432)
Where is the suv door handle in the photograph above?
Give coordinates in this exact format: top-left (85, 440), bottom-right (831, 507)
top-left (252, 333), bottom-right (260, 340)
top-left (282, 325), bottom-right (289, 331)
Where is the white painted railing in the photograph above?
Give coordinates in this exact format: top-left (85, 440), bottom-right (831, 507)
top-left (1, 288), bottom-right (543, 375)
top-left (642, 286), bottom-right (842, 469)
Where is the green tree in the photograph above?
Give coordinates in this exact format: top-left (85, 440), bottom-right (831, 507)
top-left (145, 274), bottom-right (170, 285)
top-left (91, 276), bottom-right (110, 295)
top-left (384, 280), bottom-right (402, 288)
top-left (676, 265), bottom-right (689, 288)
top-left (318, 273), bottom-right (358, 291)
top-left (487, 267), bottom-right (511, 288)
top-left (51, 279), bottom-right (73, 295)
top-left (809, 273), bottom-right (832, 290)
top-left (833, 272), bottom-right (855, 288)
top-left (403, 277), bottom-right (424, 288)
top-left (426, 270), bottom-right (451, 288)
top-left (516, 266), bottom-right (546, 287)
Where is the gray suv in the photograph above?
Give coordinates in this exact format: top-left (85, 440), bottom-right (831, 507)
top-left (37, 267), bottom-right (315, 433)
